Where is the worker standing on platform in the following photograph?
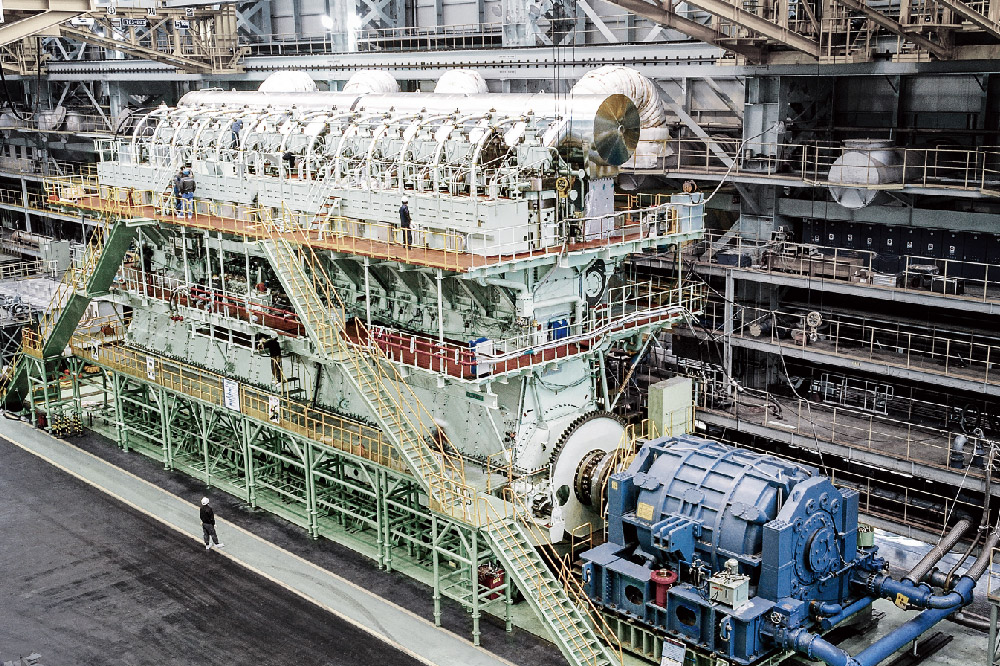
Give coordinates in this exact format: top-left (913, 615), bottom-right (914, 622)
top-left (172, 169), bottom-right (184, 218)
top-left (230, 117), bottom-right (243, 150)
top-left (179, 167), bottom-right (196, 219)
top-left (200, 497), bottom-right (224, 550)
top-left (399, 196), bottom-right (412, 248)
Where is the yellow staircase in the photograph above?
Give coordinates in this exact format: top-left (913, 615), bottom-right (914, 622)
top-left (258, 231), bottom-right (457, 492)
top-left (255, 211), bottom-right (624, 666)
top-left (487, 517), bottom-right (617, 666)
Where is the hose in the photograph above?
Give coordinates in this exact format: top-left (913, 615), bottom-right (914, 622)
top-left (905, 518), bottom-right (971, 583)
top-left (945, 447), bottom-right (993, 588)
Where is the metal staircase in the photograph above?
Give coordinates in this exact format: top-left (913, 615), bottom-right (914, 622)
top-left (256, 212), bottom-right (625, 666)
top-left (486, 518), bottom-right (618, 666)
top-left (258, 230), bottom-right (455, 492)
top-left (0, 214), bottom-right (149, 409)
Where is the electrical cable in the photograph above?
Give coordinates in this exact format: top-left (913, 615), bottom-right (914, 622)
top-left (0, 63), bottom-right (27, 122)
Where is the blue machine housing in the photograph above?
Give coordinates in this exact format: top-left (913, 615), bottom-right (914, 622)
top-left (581, 435), bottom-right (879, 664)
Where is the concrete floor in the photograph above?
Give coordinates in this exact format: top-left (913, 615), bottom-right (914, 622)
top-left (0, 418), bottom-right (565, 666)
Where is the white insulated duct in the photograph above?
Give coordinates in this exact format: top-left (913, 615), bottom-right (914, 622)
top-left (571, 65), bottom-right (671, 169)
top-left (343, 70), bottom-right (400, 94)
top-left (258, 71), bottom-right (318, 93)
top-left (434, 70), bottom-right (490, 95)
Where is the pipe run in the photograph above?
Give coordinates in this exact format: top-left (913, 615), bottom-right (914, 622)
top-left (905, 518), bottom-right (972, 584)
top-left (777, 528), bottom-right (999, 666)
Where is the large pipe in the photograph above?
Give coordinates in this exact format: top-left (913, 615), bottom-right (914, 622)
top-left (776, 528), bottom-right (1000, 666)
top-left (905, 518), bottom-right (972, 583)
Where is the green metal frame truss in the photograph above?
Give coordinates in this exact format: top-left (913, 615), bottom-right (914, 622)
top-left (39, 355), bottom-right (514, 646)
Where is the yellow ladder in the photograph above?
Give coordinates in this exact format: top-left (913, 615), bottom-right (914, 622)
top-left (257, 215), bottom-right (462, 493)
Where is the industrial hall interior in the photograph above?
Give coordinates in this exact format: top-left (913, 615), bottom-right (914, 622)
top-left (3, 0), bottom-right (1000, 665)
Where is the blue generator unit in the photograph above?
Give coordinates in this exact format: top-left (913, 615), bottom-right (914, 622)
top-left (580, 434), bottom-right (880, 664)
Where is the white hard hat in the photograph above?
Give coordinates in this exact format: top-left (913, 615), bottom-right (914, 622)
top-left (402, 196), bottom-right (409, 203)
top-left (201, 497), bottom-right (210, 505)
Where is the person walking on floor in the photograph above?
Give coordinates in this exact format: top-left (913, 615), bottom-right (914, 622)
top-left (200, 497), bottom-right (224, 550)
top-left (399, 196), bottom-right (412, 248)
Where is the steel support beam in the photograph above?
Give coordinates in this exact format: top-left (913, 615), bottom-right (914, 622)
top-left (59, 24), bottom-right (215, 73)
top-left (0, 10), bottom-right (79, 47)
top-left (605, 0), bottom-right (763, 59)
top-left (935, 0), bottom-right (1000, 40)
top-left (677, 0), bottom-right (820, 56)
top-left (834, 0), bottom-right (951, 58)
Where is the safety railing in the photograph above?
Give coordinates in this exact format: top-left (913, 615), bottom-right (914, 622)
top-left (697, 300), bottom-right (1000, 388)
top-left (430, 471), bottom-right (625, 666)
top-left (721, 431), bottom-right (985, 538)
top-left (255, 206), bottom-right (469, 490)
top-left (684, 231), bottom-right (1000, 305)
top-left (0, 109), bottom-right (115, 134)
top-left (240, 14), bottom-right (672, 55)
top-left (42, 177), bottom-right (701, 272)
top-left (67, 318), bottom-right (403, 473)
top-left (356, 281), bottom-right (703, 381)
top-left (629, 138), bottom-right (1000, 195)
top-left (695, 378), bottom-right (990, 479)
top-left (114, 267), bottom-right (304, 335)
top-left (0, 259), bottom-right (58, 282)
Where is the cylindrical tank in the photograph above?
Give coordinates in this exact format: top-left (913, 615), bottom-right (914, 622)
top-left (65, 111), bottom-right (102, 133)
top-left (343, 70), bottom-right (399, 94)
top-left (434, 70), bottom-right (489, 95)
top-left (258, 71), bottom-right (318, 93)
top-left (37, 106), bottom-right (67, 132)
top-left (827, 139), bottom-right (905, 209)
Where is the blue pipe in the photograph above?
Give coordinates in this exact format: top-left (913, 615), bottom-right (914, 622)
top-left (864, 574), bottom-right (970, 609)
top-left (777, 576), bottom-right (976, 666)
top-left (816, 596), bottom-right (876, 630)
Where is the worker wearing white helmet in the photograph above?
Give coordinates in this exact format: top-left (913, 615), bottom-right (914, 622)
top-left (200, 497), bottom-right (224, 551)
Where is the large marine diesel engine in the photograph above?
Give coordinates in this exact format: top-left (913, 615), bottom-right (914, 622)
top-left (581, 434), bottom-right (878, 664)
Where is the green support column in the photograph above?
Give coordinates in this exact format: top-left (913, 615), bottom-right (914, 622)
top-left (375, 467), bottom-right (387, 569)
top-left (68, 357), bottom-right (83, 418)
top-left (25, 356), bottom-right (39, 428)
top-left (432, 514), bottom-right (442, 627)
top-left (113, 373), bottom-right (128, 451)
top-left (382, 470), bottom-right (393, 572)
top-left (304, 439), bottom-right (319, 539)
top-left (198, 402), bottom-right (212, 488)
top-left (471, 527), bottom-right (480, 646)
top-left (159, 387), bottom-right (172, 470)
top-left (243, 421), bottom-right (257, 508)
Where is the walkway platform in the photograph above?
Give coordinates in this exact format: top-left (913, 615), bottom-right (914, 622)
top-left (57, 195), bottom-right (675, 275)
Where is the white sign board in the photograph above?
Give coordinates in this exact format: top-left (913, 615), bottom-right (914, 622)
top-left (268, 395), bottom-right (280, 423)
top-left (660, 638), bottom-right (685, 666)
top-left (223, 378), bottom-right (240, 411)
top-left (146, 355), bottom-right (155, 380)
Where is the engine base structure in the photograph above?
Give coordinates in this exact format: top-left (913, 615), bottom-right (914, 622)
top-left (581, 435), bottom-right (881, 665)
